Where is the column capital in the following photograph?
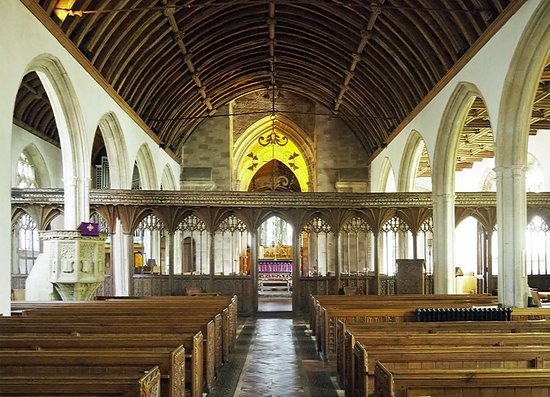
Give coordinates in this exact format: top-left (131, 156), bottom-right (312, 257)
top-left (494, 164), bottom-right (527, 177)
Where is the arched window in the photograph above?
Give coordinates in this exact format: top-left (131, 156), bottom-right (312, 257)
top-left (16, 151), bottom-right (39, 188)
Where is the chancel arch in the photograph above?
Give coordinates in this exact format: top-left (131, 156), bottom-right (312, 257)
top-left (234, 114), bottom-right (313, 192)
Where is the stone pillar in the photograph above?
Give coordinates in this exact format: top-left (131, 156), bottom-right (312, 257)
top-left (112, 220), bottom-right (129, 296)
top-left (123, 233), bottom-right (134, 296)
top-left (40, 231), bottom-right (106, 300)
top-left (496, 165), bottom-right (529, 307)
top-left (432, 192), bottom-right (455, 294)
top-left (63, 176), bottom-right (79, 229)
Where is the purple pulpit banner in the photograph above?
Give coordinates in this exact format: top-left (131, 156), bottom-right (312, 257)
top-left (80, 222), bottom-right (99, 237)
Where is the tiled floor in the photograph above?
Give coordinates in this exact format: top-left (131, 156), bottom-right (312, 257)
top-left (210, 312), bottom-right (341, 397)
top-left (258, 297), bottom-right (292, 312)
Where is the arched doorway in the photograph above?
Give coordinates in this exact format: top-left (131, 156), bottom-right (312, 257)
top-left (257, 215), bottom-right (293, 312)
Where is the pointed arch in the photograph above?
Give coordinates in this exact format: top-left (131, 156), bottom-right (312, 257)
top-left (495, 1), bottom-right (550, 307)
top-left (398, 130), bottom-right (430, 192)
top-left (97, 112), bottom-right (130, 189)
top-left (433, 82), bottom-right (486, 196)
top-left (234, 114), bottom-right (314, 192)
top-left (497, 1), bottom-right (550, 168)
top-left (377, 156), bottom-right (397, 192)
top-left (134, 143), bottom-right (158, 190)
top-left (161, 164), bottom-right (177, 190)
top-left (24, 54), bottom-right (88, 227)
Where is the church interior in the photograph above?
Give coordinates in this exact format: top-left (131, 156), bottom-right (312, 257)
top-left (2, 0), bottom-right (550, 396)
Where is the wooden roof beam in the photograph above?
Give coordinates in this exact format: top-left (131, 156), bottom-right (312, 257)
top-left (161, 2), bottom-right (213, 116)
top-left (333, 0), bottom-right (384, 114)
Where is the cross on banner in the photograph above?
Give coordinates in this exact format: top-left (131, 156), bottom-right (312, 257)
top-left (80, 222), bottom-right (99, 237)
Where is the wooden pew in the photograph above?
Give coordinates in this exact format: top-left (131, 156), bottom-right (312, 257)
top-left (354, 342), bottom-right (550, 397)
top-left (337, 319), bottom-right (550, 391)
top-left (0, 365), bottom-right (161, 397)
top-left (4, 296), bottom-right (237, 396)
top-left (0, 348), bottom-right (182, 397)
top-left (16, 303), bottom-right (233, 362)
top-left (12, 294), bottom-right (238, 348)
top-left (319, 302), bottom-right (501, 358)
top-left (0, 313), bottom-right (221, 383)
top-left (0, 321), bottom-right (204, 397)
top-left (309, 293), bottom-right (497, 335)
top-left (310, 293), bottom-right (498, 357)
top-left (345, 331), bottom-right (550, 397)
top-left (374, 361), bottom-right (550, 397)
top-left (0, 329), bottom-right (217, 392)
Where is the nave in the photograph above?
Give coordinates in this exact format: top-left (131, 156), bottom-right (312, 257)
top-left (211, 302), bottom-right (340, 397)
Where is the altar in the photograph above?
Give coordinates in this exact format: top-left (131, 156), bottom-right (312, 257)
top-left (258, 243), bottom-right (292, 296)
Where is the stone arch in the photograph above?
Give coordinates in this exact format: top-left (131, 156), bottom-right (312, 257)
top-left (431, 81), bottom-right (487, 294)
top-left (161, 164), bottom-right (177, 190)
top-left (398, 130), bottom-right (430, 192)
top-left (495, 1), bottom-right (550, 307)
top-left (377, 156), bottom-right (397, 192)
top-left (97, 112), bottom-right (131, 189)
top-left (24, 54), bottom-right (88, 228)
top-left (234, 114), bottom-right (314, 192)
top-left (433, 82), bottom-right (487, 196)
top-left (134, 144), bottom-right (158, 190)
top-left (17, 143), bottom-right (51, 188)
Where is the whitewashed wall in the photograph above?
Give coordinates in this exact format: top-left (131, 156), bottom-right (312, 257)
top-left (0, 2), bottom-right (180, 314)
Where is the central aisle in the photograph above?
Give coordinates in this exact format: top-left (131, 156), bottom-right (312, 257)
top-left (235, 319), bottom-right (303, 396)
top-left (209, 316), bottom-right (341, 397)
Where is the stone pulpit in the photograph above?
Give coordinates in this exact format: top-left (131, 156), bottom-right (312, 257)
top-left (42, 230), bottom-right (106, 300)
top-left (396, 259), bottom-right (425, 294)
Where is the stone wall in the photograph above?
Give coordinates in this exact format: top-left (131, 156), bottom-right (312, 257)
top-left (180, 93), bottom-right (370, 192)
top-left (315, 116), bottom-right (370, 192)
top-left (181, 108), bottom-right (231, 190)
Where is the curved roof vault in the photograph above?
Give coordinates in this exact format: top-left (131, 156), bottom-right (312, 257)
top-left (19, 0), bottom-right (521, 162)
